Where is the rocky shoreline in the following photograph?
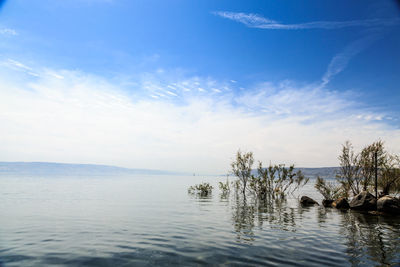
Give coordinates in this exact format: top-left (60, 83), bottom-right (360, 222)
top-left (301, 191), bottom-right (400, 216)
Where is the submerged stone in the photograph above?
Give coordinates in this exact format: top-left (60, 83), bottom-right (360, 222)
top-left (322, 199), bottom-right (334, 208)
top-left (300, 196), bottom-right (319, 206)
top-left (349, 191), bottom-right (376, 211)
top-left (368, 211), bottom-right (386, 216)
top-left (332, 198), bottom-right (349, 209)
top-left (377, 196), bottom-right (400, 215)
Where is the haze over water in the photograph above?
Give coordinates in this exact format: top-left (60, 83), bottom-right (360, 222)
top-left (1, 174), bottom-right (399, 266)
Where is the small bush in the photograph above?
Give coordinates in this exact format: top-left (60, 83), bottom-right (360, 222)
top-left (231, 151), bottom-right (254, 195)
top-left (231, 150), bottom-right (309, 199)
top-left (188, 182), bottom-right (213, 196)
top-left (219, 178), bottom-right (230, 195)
top-left (314, 176), bottom-right (342, 200)
top-left (336, 140), bottom-right (400, 197)
top-left (250, 162), bottom-right (309, 199)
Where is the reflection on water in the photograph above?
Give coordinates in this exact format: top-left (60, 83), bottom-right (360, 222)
top-left (340, 211), bottom-right (400, 266)
top-left (218, 189), bottom-right (400, 266)
top-left (231, 194), bottom-right (256, 243)
top-left (230, 193), bottom-right (298, 244)
top-left (0, 175), bottom-right (399, 266)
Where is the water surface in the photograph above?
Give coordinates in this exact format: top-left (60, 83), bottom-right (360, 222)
top-left (0, 175), bottom-right (399, 266)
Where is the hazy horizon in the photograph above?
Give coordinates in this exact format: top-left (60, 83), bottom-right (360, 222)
top-left (0, 161), bottom-right (342, 177)
top-left (1, 0), bottom-right (399, 173)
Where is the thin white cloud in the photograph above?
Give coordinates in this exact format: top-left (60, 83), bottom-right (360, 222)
top-left (235, 85), bottom-right (354, 119)
top-left (215, 10), bottom-right (398, 89)
top-left (0, 61), bottom-right (399, 174)
top-left (2, 59), bottom-right (40, 77)
top-left (166, 90), bottom-right (178, 97)
top-left (320, 34), bottom-right (380, 87)
top-left (0, 28), bottom-right (17, 36)
top-left (213, 11), bottom-right (400, 30)
top-left (167, 85), bottom-right (176, 90)
top-left (6, 59), bottom-right (33, 71)
top-left (45, 70), bottom-right (65, 80)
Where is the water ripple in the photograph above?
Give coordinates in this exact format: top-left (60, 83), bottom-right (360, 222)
top-left (0, 176), bottom-right (399, 266)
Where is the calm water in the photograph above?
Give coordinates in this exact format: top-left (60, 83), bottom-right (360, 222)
top-left (0, 175), bottom-right (399, 266)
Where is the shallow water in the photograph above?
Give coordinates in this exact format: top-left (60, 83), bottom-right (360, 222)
top-left (0, 175), bottom-right (399, 266)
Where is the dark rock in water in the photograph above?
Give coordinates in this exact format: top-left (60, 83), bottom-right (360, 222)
top-left (368, 211), bottom-right (386, 216)
top-left (332, 198), bottom-right (349, 209)
top-left (300, 196), bottom-right (319, 206)
top-left (349, 191), bottom-right (376, 211)
top-left (377, 196), bottom-right (400, 215)
top-left (322, 199), bottom-right (334, 208)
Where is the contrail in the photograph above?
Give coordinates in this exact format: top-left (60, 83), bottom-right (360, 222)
top-left (214, 11), bottom-right (400, 30)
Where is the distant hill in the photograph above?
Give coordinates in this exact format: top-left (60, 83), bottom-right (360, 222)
top-left (249, 167), bottom-right (340, 179)
top-left (0, 162), bottom-right (340, 178)
top-left (0, 162), bottom-right (183, 176)
top-left (295, 167), bottom-right (340, 179)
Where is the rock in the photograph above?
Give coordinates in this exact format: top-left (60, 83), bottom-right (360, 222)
top-left (332, 198), bottom-right (350, 209)
top-left (322, 199), bottom-right (334, 208)
top-left (349, 191), bottom-right (376, 211)
top-left (300, 196), bottom-right (319, 206)
top-left (368, 211), bottom-right (386, 216)
top-left (377, 196), bottom-right (400, 215)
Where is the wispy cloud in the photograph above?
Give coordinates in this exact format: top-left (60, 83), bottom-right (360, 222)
top-left (1, 59), bottom-right (39, 77)
top-left (214, 11), bottom-right (397, 87)
top-left (0, 28), bottom-right (17, 35)
top-left (0, 60), bottom-right (399, 173)
top-left (320, 34), bottom-right (380, 87)
top-left (213, 11), bottom-right (400, 30)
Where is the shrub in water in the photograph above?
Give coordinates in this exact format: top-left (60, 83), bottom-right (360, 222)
top-left (219, 178), bottom-right (230, 195)
top-left (188, 182), bottom-right (213, 196)
top-left (314, 176), bottom-right (343, 200)
top-left (231, 150), bottom-right (309, 199)
top-left (250, 162), bottom-right (309, 199)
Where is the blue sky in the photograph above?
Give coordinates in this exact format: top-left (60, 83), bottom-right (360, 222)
top-left (0, 0), bottom-right (399, 173)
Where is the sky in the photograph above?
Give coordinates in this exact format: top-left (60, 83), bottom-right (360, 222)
top-left (0, 0), bottom-right (399, 174)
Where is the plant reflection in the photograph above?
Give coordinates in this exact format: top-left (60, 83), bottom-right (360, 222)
top-left (230, 192), bottom-right (298, 243)
top-left (189, 186), bottom-right (400, 266)
top-left (339, 211), bottom-right (400, 266)
top-left (229, 193), bottom-right (400, 265)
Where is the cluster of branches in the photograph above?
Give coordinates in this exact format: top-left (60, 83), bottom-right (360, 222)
top-left (218, 177), bottom-right (231, 196)
top-left (314, 176), bottom-right (343, 200)
top-left (316, 140), bottom-right (400, 200)
top-left (188, 182), bottom-right (213, 196)
top-left (231, 150), bottom-right (309, 199)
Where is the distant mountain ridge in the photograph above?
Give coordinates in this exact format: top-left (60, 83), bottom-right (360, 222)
top-left (0, 162), bottom-right (183, 176)
top-left (0, 162), bottom-right (340, 178)
top-left (249, 167), bottom-right (340, 179)
top-left (295, 167), bottom-right (339, 179)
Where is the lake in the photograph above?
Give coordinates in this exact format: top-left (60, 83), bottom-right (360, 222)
top-left (0, 174), bottom-right (399, 266)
